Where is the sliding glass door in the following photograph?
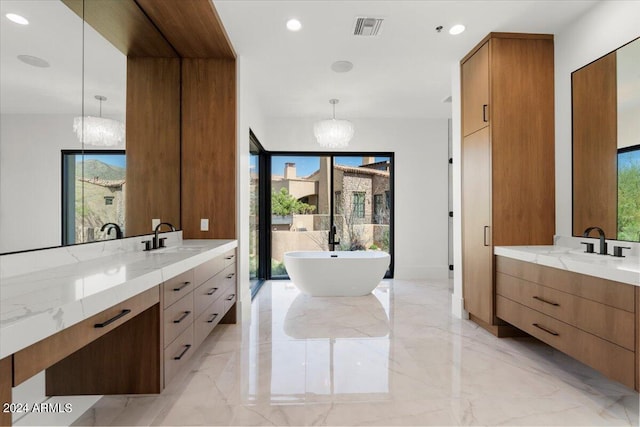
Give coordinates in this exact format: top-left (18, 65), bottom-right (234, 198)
top-left (269, 153), bottom-right (393, 279)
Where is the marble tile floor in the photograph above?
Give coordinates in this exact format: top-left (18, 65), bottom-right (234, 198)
top-left (73, 279), bottom-right (639, 426)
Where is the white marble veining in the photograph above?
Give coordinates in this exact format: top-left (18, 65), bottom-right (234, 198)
top-left (0, 238), bottom-right (237, 359)
top-left (495, 245), bottom-right (640, 286)
top-left (0, 232), bottom-right (185, 278)
top-left (70, 280), bottom-right (638, 427)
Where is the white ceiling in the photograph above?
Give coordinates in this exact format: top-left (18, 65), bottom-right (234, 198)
top-left (0, 0), bottom-right (126, 118)
top-left (214, 0), bottom-right (600, 119)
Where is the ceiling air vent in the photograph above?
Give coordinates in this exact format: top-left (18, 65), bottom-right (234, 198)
top-left (353, 17), bottom-right (384, 37)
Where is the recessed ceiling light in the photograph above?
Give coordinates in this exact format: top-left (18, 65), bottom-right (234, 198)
top-left (17, 55), bottom-right (50, 68)
top-left (6, 13), bottom-right (29, 25)
top-left (449, 24), bottom-right (466, 35)
top-left (286, 18), bottom-right (302, 32)
top-left (331, 61), bottom-right (353, 73)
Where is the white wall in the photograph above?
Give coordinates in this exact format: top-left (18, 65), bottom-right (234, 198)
top-left (265, 117), bottom-right (449, 280)
top-left (554, 0), bottom-right (640, 237)
top-left (0, 114), bottom-right (81, 253)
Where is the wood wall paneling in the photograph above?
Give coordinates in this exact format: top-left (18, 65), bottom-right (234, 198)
top-left (181, 59), bottom-right (237, 239)
top-left (134, 0), bottom-right (236, 58)
top-left (125, 57), bottom-right (181, 236)
top-left (572, 52), bottom-right (617, 237)
top-left (490, 37), bottom-right (556, 246)
top-left (62, 0), bottom-right (177, 57)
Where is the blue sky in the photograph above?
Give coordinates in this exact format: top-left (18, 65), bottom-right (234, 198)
top-left (270, 156), bottom-right (389, 176)
top-left (79, 153), bottom-right (126, 168)
top-left (618, 147), bottom-right (640, 170)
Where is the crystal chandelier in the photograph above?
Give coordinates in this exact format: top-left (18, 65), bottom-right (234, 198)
top-left (73, 95), bottom-right (125, 146)
top-left (313, 99), bottom-right (354, 148)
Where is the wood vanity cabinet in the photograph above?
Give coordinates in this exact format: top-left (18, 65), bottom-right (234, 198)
top-left (1, 357), bottom-right (11, 427)
top-left (461, 33), bottom-right (556, 335)
top-left (496, 256), bottom-right (639, 391)
top-left (162, 248), bottom-right (237, 386)
top-left (2, 248), bottom-right (237, 412)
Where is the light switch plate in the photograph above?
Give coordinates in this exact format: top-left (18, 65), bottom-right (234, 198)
top-left (200, 218), bottom-right (209, 231)
top-left (152, 218), bottom-right (161, 230)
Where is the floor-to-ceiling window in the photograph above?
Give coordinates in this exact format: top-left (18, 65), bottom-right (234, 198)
top-left (250, 132), bottom-right (267, 297)
top-left (268, 153), bottom-right (394, 279)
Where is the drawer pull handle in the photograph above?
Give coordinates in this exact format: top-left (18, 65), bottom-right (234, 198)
top-left (482, 104), bottom-right (488, 122)
top-left (94, 309), bottom-right (131, 328)
top-left (173, 281), bottom-right (191, 292)
top-left (226, 294), bottom-right (236, 301)
top-left (226, 273), bottom-right (235, 279)
top-left (533, 296), bottom-right (559, 306)
top-left (173, 311), bottom-right (191, 323)
top-left (225, 255), bottom-right (235, 260)
top-left (207, 287), bottom-right (219, 296)
top-left (174, 344), bottom-right (192, 360)
top-left (483, 226), bottom-right (490, 247)
top-left (207, 313), bottom-right (219, 323)
top-left (532, 323), bottom-right (559, 336)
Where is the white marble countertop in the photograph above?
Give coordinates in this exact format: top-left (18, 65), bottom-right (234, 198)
top-left (0, 239), bottom-right (237, 359)
top-left (494, 245), bottom-right (640, 286)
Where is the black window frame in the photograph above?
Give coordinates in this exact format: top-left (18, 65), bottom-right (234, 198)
top-left (262, 151), bottom-right (395, 280)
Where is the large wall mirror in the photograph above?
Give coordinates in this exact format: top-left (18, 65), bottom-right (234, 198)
top-left (572, 37), bottom-right (640, 242)
top-left (0, 0), bottom-right (180, 254)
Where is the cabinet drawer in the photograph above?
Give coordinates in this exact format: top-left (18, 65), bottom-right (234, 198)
top-left (194, 256), bottom-right (224, 286)
top-left (220, 264), bottom-right (236, 292)
top-left (497, 295), bottom-right (635, 389)
top-left (221, 264), bottom-right (237, 313)
top-left (163, 293), bottom-right (194, 347)
top-left (194, 274), bottom-right (223, 318)
top-left (164, 323), bottom-right (194, 386)
top-left (163, 269), bottom-right (194, 309)
top-left (496, 256), bottom-right (634, 312)
top-left (497, 272), bottom-right (635, 350)
top-left (13, 286), bottom-right (159, 386)
top-left (223, 249), bottom-right (236, 268)
top-left (194, 297), bottom-right (224, 348)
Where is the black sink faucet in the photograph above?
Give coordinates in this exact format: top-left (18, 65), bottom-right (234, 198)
top-left (100, 223), bottom-right (123, 239)
top-left (582, 226), bottom-right (608, 255)
top-left (153, 222), bottom-right (176, 249)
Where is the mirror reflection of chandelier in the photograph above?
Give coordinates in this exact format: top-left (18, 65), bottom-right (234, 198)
top-left (313, 99), bottom-right (354, 148)
top-left (73, 95), bottom-right (125, 146)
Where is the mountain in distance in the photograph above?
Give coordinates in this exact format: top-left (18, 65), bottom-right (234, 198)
top-left (76, 159), bottom-right (125, 181)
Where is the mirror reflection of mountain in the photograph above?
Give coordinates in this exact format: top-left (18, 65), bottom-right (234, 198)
top-left (74, 159), bottom-right (126, 241)
top-left (76, 159), bottom-right (126, 181)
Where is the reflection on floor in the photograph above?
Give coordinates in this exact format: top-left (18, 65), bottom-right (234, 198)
top-left (73, 280), bottom-right (639, 426)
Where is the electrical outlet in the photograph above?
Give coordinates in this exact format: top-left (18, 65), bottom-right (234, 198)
top-left (200, 218), bottom-right (209, 231)
top-left (152, 218), bottom-right (161, 230)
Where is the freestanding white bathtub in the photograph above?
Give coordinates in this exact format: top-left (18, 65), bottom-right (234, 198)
top-left (283, 251), bottom-right (390, 297)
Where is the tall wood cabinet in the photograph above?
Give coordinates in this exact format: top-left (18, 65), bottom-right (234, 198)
top-left (461, 33), bottom-right (556, 335)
